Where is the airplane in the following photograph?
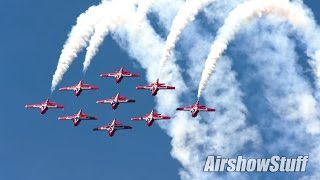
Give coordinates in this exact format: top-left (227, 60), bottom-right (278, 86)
top-left (58, 109), bottom-right (98, 126)
top-left (59, 80), bottom-right (99, 97)
top-left (96, 92), bottom-right (135, 110)
top-left (131, 109), bottom-right (171, 127)
top-left (93, 119), bottom-right (132, 137)
top-left (25, 99), bottom-right (64, 114)
top-left (176, 100), bottom-right (215, 117)
top-left (100, 67), bottom-right (140, 84)
top-left (136, 79), bottom-right (175, 96)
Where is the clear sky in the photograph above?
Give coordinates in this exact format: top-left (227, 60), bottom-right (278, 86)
top-left (0, 1), bottom-right (180, 180)
top-left (0, 1), bottom-right (319, 180)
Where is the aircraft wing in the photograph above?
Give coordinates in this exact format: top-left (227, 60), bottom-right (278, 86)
top-left (198, 106), bottom-right (216, 111)
top-left (153, 115), bottom-right (171, 120)
top-left (25, 104), bottom-right (42, 108)
top-left (176, 106), bottom-right (194, 111)
top-left (136, 85), bottom-right (153, 89)
top-left (114, 125), bottom-right (132, 130)
top-left (100, 73), bottom-right (117, 77)
top-left (58, 115), bottom-right (76, 120)
top-left (79, 114), bottom-right (98, 120)
top-left (118, 96), bottom-right (135, 103)
top-left (131, 117), bottom-right (143, 121)
top-left (122, 71), bottom-right (140, 77)
top-left (96, 99), bottom-right (113, 104)
top-left (59, 85), bottom-right (77, 91)
top-left (157, 85), bottom-right (175, 89)
top-left (93, 125), bottom-right (109, 131)
top-left (47, 102), bottom-right (64, 109)
top-left (81, 84), bottom-right (99, 90)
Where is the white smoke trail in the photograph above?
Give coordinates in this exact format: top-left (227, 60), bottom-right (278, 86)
top-left (83, 1), bottom-right (133, 73)
top-left (52, 0), bottom-right (142, 89)
top-left (134, 0), bottom-right (155, 30)
top-left (51, 3), bottom-right (108, 92)
top-left (238, 19), bottom-right (320, 179)
top-left (157, 0), bottom-right (213, 77)
top-left (83, 22), bottom-right (110, 74)
top-left (197, 0), bottom-right (320, 98)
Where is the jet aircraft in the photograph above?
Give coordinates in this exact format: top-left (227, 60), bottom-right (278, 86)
top-left (131, 109), bottom-right (171, 126)
top-left (58, 109), bottom-right (98, 126)
top-left (96, 92), bottom-right (135, 110)
top-left (25, 99), bottom-right (64, 114)
top-left (100, 67), bottom-right (139, 84)
top-left (176, 100), bottom-right (215, 117)
top-left (136, 79), bottom-right (175, 96)
top-left (93, 119), bottom-right (132, 137)
top-left (59, 80), bottom-right (99, 96)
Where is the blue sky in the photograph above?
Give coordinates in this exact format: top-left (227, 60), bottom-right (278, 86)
top-left (0, 1), bottom-right (180, 180)
top-left (0, 1), bottom-right (319, 180)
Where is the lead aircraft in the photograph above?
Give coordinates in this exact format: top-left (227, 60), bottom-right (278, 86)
top-left (59, 80), bottom-right (99, 97)
top-left (100, 67), bottom-right (140, 84)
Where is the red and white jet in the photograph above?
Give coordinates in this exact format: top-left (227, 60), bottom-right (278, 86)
top-left (100, 67), bottom-right (140, 84)
top-left (25, 99), bottom-right (64, 114)
top-left (93, 119), bottom-right (132, 137)
top-left (136, 79), bottom-right (175, 96)
top-left (131, 109), bottom-right (171, 127)
top-left (58, 109), bottom-right (98, 127)
top-left (176, 100), bottom-right (215, 118)
top-left (59, 80), bottom-right (99, 97)
top-left (96, 92), bottom-right (135, 110)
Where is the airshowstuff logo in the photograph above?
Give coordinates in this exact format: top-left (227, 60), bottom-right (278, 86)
top-left (203, 155), bottom-right (309, 172)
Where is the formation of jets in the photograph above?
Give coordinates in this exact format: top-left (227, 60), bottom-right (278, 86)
top-left (26, 66), bottom-right (216, 137)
